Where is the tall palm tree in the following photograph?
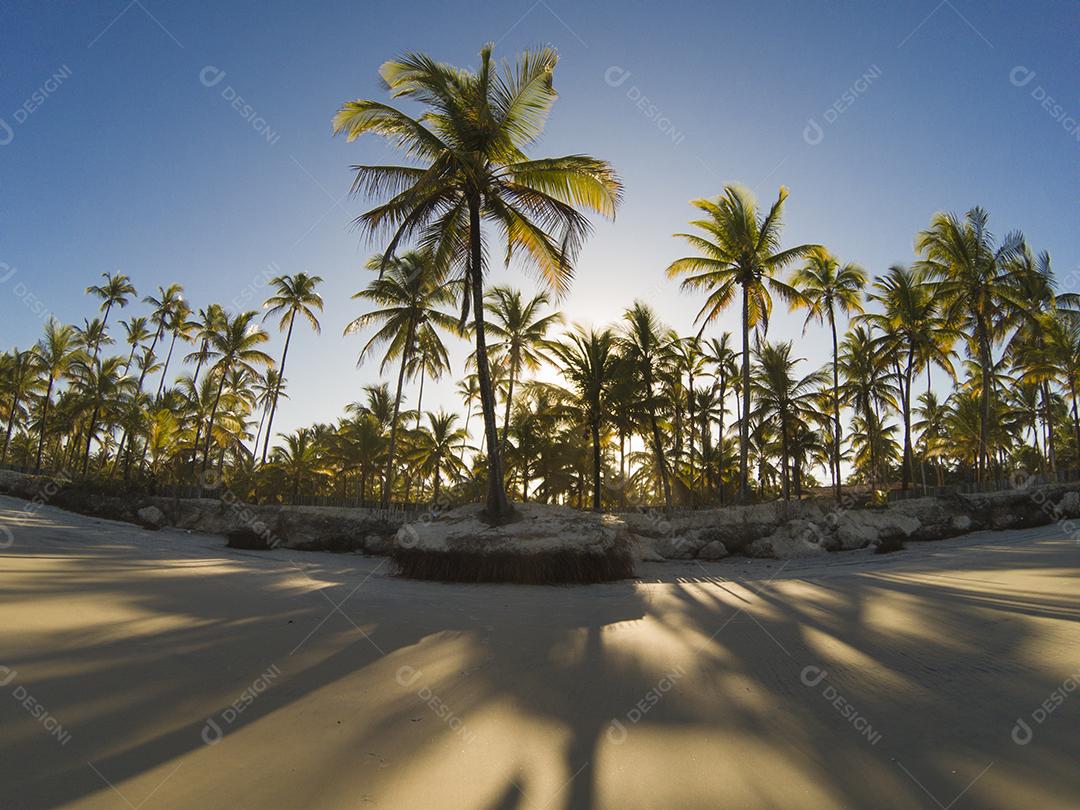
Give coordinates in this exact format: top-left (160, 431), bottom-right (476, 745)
top-left (201, 311), bottom-right (273, 474)
top-left (155, 298), bottom-right (193, 398)
top-left (140, 284), bottom-right (184, 393)
top-left (261, 272), bottom-right (324, 463)
top-left (861, 264), bottom-right (954, 492)
top-left (482, 286), bottom-right (563, 455)
top-left (915, 207), bottom-right (1024, 478)
top-left (620, 302), bottom-right (674, 510)
top-left (345, 252), bottom-right (457, 507)
top-left (119, 316), bottom-right (152, 373)
top-left (185, 304), bottom-right (227, 386)
top-left (838, 325), bottom-right (898, 489)
top-left (333, 43), bottom-right (622, 519)
top-left (548, 326), bottom-right (619, 510)
top-left (34, 320), bottom-right (81, 472)
top-left (86, 272), bottom-right (136, 360)
top-left (790, 248), bottom-right (866, 498)
top-left (667, 185), bottom-right (818, 500)
top-left (455, 374), bottom-right (481, 461)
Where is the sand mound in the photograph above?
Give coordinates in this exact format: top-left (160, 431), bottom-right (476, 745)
top-left (392, 502), bottom-right (636, 584)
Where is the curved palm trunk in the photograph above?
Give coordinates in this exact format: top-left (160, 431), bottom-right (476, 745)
top-left (379, 317), bottom-right (415, 508)
top-left (262, 316), bottom-right (295, 464)
top-left (468, 196), bottom-right (511, 519)
top-left (458, 398), bottom-right (473, 463)
top-left (34, 377), bottom-right (56, 473)
top-left (156, 330), bottom-right (179, 398)
top-left (687, 370), bottom-right (696, 507)
top-left (739, 284), bottom-right (751, 501)
top-left (95, 301), bottom-right (113, 364)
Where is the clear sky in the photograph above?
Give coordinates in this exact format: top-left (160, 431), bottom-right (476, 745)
top-left (3, 0), bottom-right (1079, 441)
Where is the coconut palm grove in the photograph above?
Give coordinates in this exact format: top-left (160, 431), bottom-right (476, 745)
top-left (3, 46), bottom-right (1077, 515)
top-left (4, 6), bottom-right (1080, 808)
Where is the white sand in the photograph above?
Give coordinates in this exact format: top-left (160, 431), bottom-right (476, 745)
top-left (0, 494), bottom-right (1078, 809)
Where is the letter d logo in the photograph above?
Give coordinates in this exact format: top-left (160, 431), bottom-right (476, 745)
top-left (0, 119), bottom-right (13, 147)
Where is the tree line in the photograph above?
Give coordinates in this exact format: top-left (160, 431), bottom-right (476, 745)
top-left (2, 45), bottom-right (1078, 515)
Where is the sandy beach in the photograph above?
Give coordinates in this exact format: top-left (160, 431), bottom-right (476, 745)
top-left (1, 494), bottom-right (1078, 809)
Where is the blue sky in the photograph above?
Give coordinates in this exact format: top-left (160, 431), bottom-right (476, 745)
top-left (2, 0), bottom-right (1079, 440)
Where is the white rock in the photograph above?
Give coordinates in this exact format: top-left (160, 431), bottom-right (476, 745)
top-left (136, 505), bottom-right (166, 528)
top-left (696, 540), bottom-right (729, 560)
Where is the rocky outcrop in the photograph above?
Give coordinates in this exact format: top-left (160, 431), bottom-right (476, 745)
top-left (622, 481), bottom-right (1080, 561)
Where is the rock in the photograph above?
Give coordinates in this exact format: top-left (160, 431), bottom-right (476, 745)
top-left (950, 515), bottom-right (972, 533)
top-left (748, 522), bottom-right (828, 559)
top-left (696, 540), bottom-right (729, 560)
top-left (1057, 492), bottom-right (1080, 518)
top-left (136, 505), bottom-right (166, 529)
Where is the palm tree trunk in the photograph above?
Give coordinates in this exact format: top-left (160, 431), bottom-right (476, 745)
top-left (591, 418), bottom-right (602, 511)
top-left (977, 322), bottom-right (992, 481)
top-left (468, 195), bottom-right (511, 519)
top-left (687, 370), bottom-right (696, 508)
top-left (201, 370), bottom-right (229, 476)
top-left (647, 390), bottom-right (672, 511)
top-left (34, 377), bottom-right (56, 473)
top-left (2, 391), bottom-right (20, 465)
top-left (415, 364), bottom-right (426, 429)
top-left (500, 362), bottom-right (515, 458)
top-left (380, 316), bottom-right (415, 508)
top-left (1042, 381), bottom-right (1056, 473)
top-left (82, 404), bottom-right (101, 475)
top-left (156, 329), bottom-right (179, 398)
top-left (1071, 383), bottom-right (1080, 477)
top-left (739, 283), bottom-right (751, 500)
top-left (262, 316), bottom-right (295, 463)
top-left (829, 311), bottom-right (842, 500)
top-left (618, 428), bottom-right (627, 509)
top-left (459, 397), bottom-right (472, 463)
top-left (901, 349), bottom-right (915, 492)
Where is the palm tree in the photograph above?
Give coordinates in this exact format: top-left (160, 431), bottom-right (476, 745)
top-left (119, 316), bottom-right (152, 373)
top-left (405, 410), bottom-right (470, 503)
top-left (186, 304), bottom-right (227, 386)
top-left (140, 284), bottom-right (184, 393)
top-left (548, 326), bottom-right (619, 511)
top-left (73, 355), bottom-right (133, 474)
top-left (456, 374), bottom-right (481, 462)
top-left (750, 341), bottom-right (829, 499)
top-left (86, 272), bottom-right (136, 360)
top-left (333, 43), bottom-right (622, 519)
top-left (620, 302), bottom-right (674, 510)
top-left (839, 325), bottom-right (898, 489)
top-left (1, 349), bottom-right (41, 465)
top-left (251, 368), bottom-right (286, 459)
top-left (201, 312), bottom-right (273, 475)
top-left (270, 429), bottom-right (325, 502)
top-left (667, 185), bottom-right (818, 500)
top-left (156, 298), bottom-right (193, 398)
top-left (861, 264), bottom-right (954, 492)
top-left (34, 320), bottom-right (81, 472)
top-left (790, 248), bottom-right (866, 498)
top-left (345, 252), bottom-right (457, 507)
top-left (261, 272), bottom-right (324, 463)
top-left (482, 286), bottom-right (563, 455)
top-left (915, 207), bottom-right (1025, 478)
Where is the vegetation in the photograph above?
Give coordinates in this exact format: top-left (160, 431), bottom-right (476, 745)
top-left (2, 46), bottom-right (1078, 513)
